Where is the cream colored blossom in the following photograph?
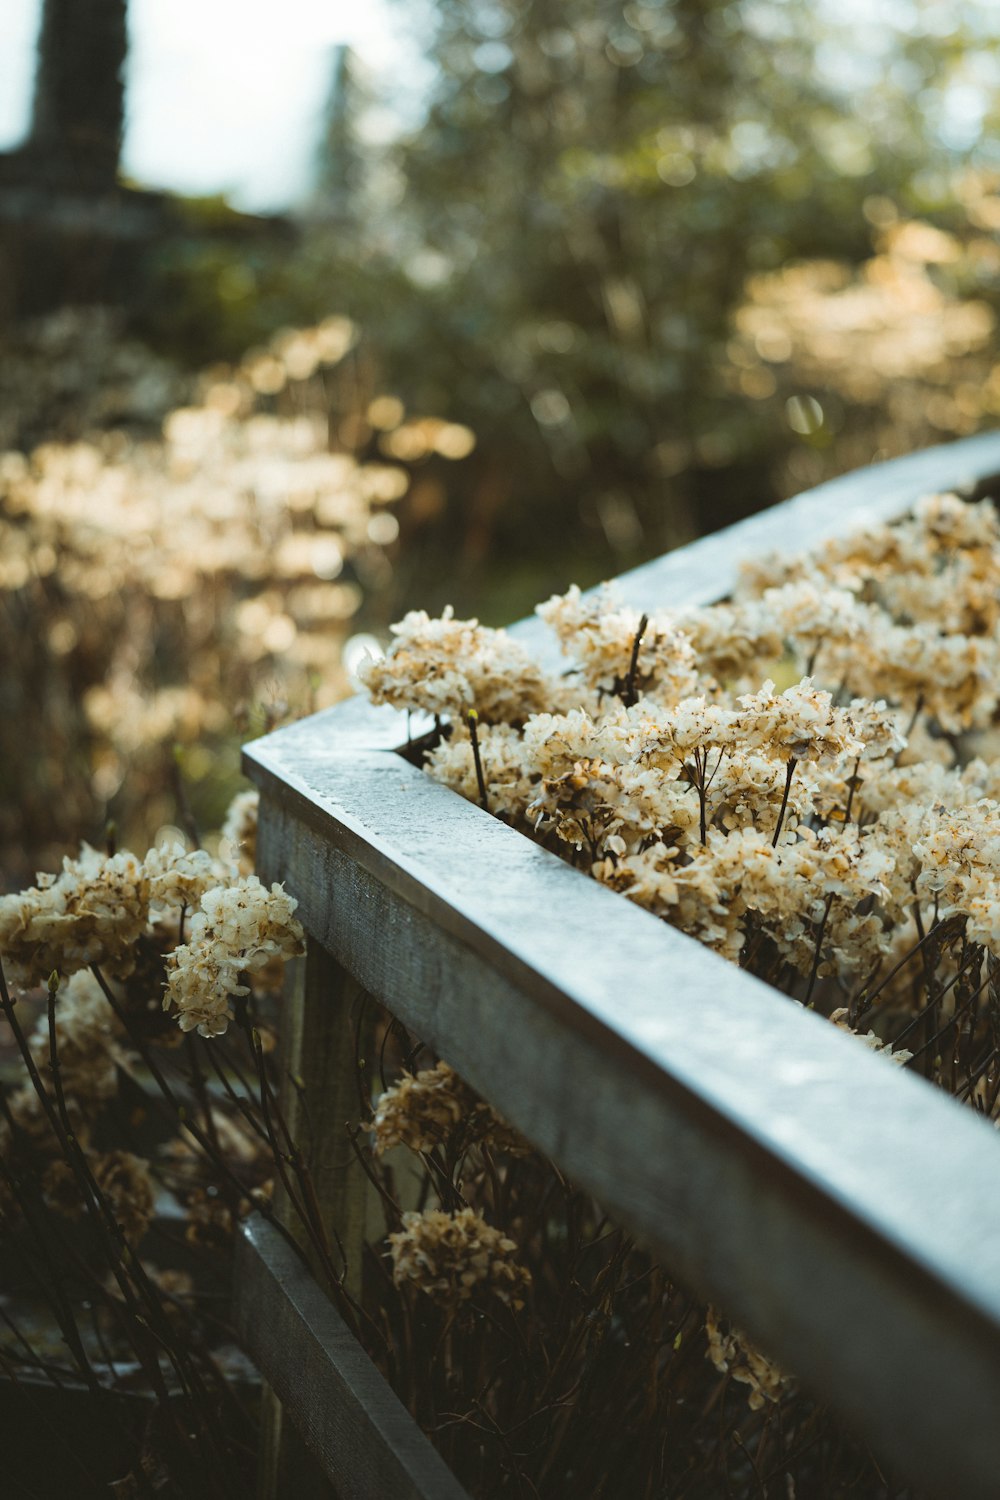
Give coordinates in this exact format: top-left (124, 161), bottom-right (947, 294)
top-left (388, 1207), bottom-right (531, 1311)
top-left (91, 1150), bottom-right (156, 1244)
top-left (0, 845), bottom-right (149, 986)
top-left (144, 842), bottom-right (218, 912)
top-left (361, 494), bottom-right (1000, 1033)
top-left (358, 607), bottom-right (559, 723)
top-left (425, 723), bottom-right (539, 827)
top-left (41, 1149), bottom-right (155, 1244)
top-left (538, 586), bottom-right (700, 706)
top-left (163, 877), bottom-right (304, 1036)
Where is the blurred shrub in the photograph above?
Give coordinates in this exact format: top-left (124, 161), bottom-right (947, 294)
top-left (0, 308), bottom-right (474, 881)
top-left (728, 180), bottom-right (1000, 494)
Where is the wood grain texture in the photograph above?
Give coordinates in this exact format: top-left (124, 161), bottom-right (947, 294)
top-left (279, 939), bottom-right (374, 1300)
top-left (241, 434), bottom-right (1000, 1499)
top-left (236, 1216), bottom-right (471, 1500)
top-left (256, 930), bottom-right (381, 1498)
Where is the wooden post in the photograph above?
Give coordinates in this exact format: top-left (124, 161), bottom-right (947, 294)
top-left (281, 939), bottom-right (374, 1294)
top-left (256, 937), bottom-right (376, 1499)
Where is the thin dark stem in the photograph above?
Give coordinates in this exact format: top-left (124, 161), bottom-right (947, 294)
top-left (0, 1090), bottom-right (102, 1395)
top-left (201, 1042), bottom-right (270, 1145)
top-left (803, 892), bottom-right (835, 1007)
top-left (697, 750), bottom-right (708, 847)
top-left (843, 755), bottom-right (862, 827)
top-left (468, 708), bottom-right (489, 812)
top-left (89, 965), bottom-right (318, 1283)
top-left (772, 757), bottom-right (797, 848)
top-left (621, 614), bottom-right (649, 707)
top-left (905, 968), bottom-right (993, 1067)
top-left (43, 984), bottom-right (203, 1431)
top-left (852, 918), bottom-right (949, 1027)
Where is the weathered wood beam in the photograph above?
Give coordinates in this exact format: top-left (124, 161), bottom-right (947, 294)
top-left (235, 1216), bottom-right (470, 1500)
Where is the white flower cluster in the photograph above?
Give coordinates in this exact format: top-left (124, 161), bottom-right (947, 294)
top-left (144, 843), bottom-right (218, 915)
top-left (163, 877), bottom-right (304, 1037)
top-left (0, 840), bottom-right (229, 989)
top-left (358, 607), bottom-right (559, 723)
top-left (538, 585), bottom-right (701, 705)
top-left (739, 494), bottom-right (1000, 730)
top-left (0, 792), bottom-right (304, 1042)
top-left (0, 845), bottom-right (149, 986)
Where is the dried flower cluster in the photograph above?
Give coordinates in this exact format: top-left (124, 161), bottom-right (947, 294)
top-left (40, 1149), bottom-right (156, 1245)
top-left (371, 1060), bottom-right (524, 1157)
top-left (0, 781), bottom-right (290, 1498)
top-left (362, 492), bottom-right (1000, 1108)
top-left (164, 877), bottom-right (304, 1037)
top-left (0, 309), bottom-right (474, 875)
top-left (1, 840), bottom-right (235, 988)
top-left (0, 800), bottom-right (302, 1039)
top-left (0, 845), bottom-right (159, 987)
top-left (388, 1207), bottom-right (531, 1311)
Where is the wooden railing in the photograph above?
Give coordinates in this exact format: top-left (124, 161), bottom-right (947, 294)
top-left (237, 432), bottom-right (1000, 1500)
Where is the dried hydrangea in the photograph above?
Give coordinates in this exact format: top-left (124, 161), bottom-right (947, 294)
top-left (372, 1061), bottom-right (524, 1157)
top-left (362, 492), bottom-right (1000, 1114)
top-left (358, 607), bottom-right (560, 723)
top-left (144, 842), bottom-right (218, 913)
top-left (0, 845), bottom-right (150, 986)
top-left (387, 1207), bottom-right (531, 1311)
top-left (163, 877), bottom-right (304, 1037)
top-left (38, 1152), bottom-right (155, 1245)
top-left (538, 585), bottom-right (700, 706)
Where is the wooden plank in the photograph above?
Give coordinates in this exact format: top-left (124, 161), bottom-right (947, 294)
top-left (242, 434), bottom-right (1000, 1498)
top-left (235, 1216), bottom-right (471, 1500)
top-left (257, 934), bottom-right (378, 1499)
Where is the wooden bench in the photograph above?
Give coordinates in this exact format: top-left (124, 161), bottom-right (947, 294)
top-left (237, 431), bottom-right (1000, 1500)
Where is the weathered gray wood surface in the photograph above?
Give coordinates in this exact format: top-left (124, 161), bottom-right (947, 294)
top-left (236, 1216), bottom-right (469, 1500)
top-left (256, 945), bottom-right (378, 1499)
top-left (242, 433), bottom-right (1000, 1499)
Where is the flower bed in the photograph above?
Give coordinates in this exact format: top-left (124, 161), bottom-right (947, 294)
top-left (359, 489), bottom-right (1000, 1116)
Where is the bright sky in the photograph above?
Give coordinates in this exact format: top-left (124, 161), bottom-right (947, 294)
top-left (0, 0), bottom-right (430, 209)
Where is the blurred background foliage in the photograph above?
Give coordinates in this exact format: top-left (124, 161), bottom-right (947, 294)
top-left (133, 0), bottom-right (1000, 614)
top-left (3, 0), bottom-right (1000, 873)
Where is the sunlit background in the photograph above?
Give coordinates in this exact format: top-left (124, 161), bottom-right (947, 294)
top-left (3, 0), bottom-right (1000, 878)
